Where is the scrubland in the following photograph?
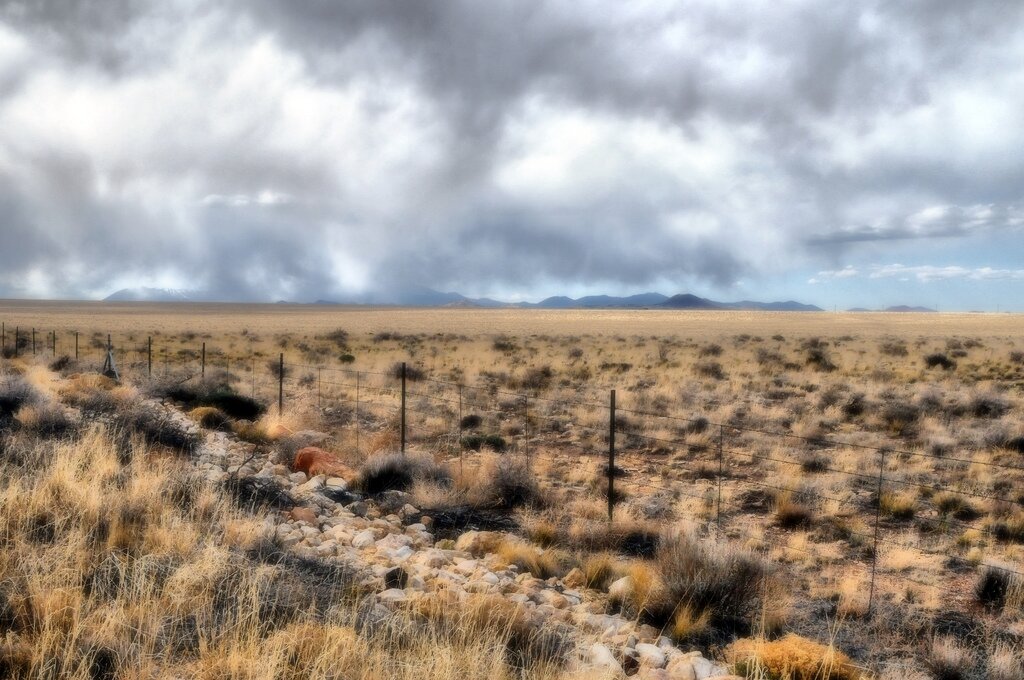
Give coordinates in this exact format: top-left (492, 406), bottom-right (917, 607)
top-left (1, 302), bottom-right (1023, 679)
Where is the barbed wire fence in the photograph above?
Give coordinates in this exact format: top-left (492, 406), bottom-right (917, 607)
top-left (4, 325), bottom-right (1023, 636)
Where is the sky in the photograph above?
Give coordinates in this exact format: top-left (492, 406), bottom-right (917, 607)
top-left (1, 1), bottom-right (1023, 310)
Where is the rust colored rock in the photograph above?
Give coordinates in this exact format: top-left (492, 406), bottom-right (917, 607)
top-left (287, 506), bottom-right (318, 525)
top-left (292, 446), bottom-right (355, 478)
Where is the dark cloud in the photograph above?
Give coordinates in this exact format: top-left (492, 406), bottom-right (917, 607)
top-left (0, 1), bottom-right (1023, 300)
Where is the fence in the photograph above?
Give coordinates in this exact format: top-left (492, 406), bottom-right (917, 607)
top-left (4, 325), bottom-right (1023, 634)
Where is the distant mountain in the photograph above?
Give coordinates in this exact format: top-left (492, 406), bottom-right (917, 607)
top-left (847, 307), bottom-right (872, 312)
top-left (104, 285), bottom-right (820, 311)
top-left (659, 294), bottom-right (823, 311)
top-left (660, 293), bottom-right (721, 309)
top-left (104, 287), bottom-right (199, 302)
top-left (884, 305), bottom-right (937, 313)
top-left (530, 292), bottom-right (668, 308)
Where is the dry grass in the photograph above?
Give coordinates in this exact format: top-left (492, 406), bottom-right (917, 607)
top-left (728, 633), bottom-right (862, 680)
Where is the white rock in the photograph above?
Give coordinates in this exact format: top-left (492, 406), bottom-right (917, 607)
top-left (378, 588), bottom-right (408, 603)
top-left (636, 643), bottom-right (667, 669)
top-left (588, 643), bottom-right (622, 674)
top-left (352, 530), bottom-right (376, 549)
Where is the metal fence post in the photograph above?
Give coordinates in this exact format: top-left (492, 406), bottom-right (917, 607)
top-left (868, 448), bottom-right (887, 617)
top-left (51, 331), bottom-right (56, 356)
top-left (75, 331), bottom-right (79, 360)
top-left (717, 424), bottom-right (725, 529)
top-left (458, 384), bottom-right (464, 478)
top-left (147, 337), bottom-right (152, 378)
top-left (32, 328), bottom-right (36, 355)
top-left (201, 342), bottom-right (206, 380)
top-left (14, 327), bottom-right (18, 358)
top-left (278, 353), bottom-right (284, 416)
top-left (1, 322), bottom-right (4, 354)
top-left (355, 371), bottom-right (361, 454)
top-left (524, 393), bottom-right (530, 467)
top-left (608, 389), bottom-right (616, 522)
top-left (400, 362), bottom-right (407, 454)
top-left (317, 367), bottom-right (322, 409)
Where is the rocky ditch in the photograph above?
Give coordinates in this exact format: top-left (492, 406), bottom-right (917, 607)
top-left (190, 423), bottom-right (741, 679)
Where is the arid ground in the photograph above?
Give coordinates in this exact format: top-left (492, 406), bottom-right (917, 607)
top-left (1, 301), bottom-right (1022, 679)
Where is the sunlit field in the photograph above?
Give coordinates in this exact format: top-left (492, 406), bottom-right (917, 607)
top-left (2, 301), bottom-right (1023, 678)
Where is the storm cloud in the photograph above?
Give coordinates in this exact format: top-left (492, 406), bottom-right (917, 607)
top-left (1, 0), bottom-right (1023, 300)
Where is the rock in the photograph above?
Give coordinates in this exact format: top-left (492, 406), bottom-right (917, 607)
top-left (348, 501), bottom-right (369, 517)
top-left (666, 656), bottom-right (697, 680)
top-left (292, 446), bottom-right (356, 478)
top-left (536, 590), bottom-right (569, 609)
top-left (352, 530), bottom-right (376, 549)
top-left (454, 531), bottom-right (505, 557)
top-left (295, 475), bottom-right (325, 494)
top-left (638, 669), bottom-right (670, 680)
top-left (325, 477), bottom-right (347, 491)
top-left (420, 515), bottom-right (433, 528)
top-left (384, 567), bottom-right (409, 589)
top-left (287, 507), bottom-right (319, 525)
top-left (608, 576), bottom-right (632, 602)
top-left (562, 567), bottom-right (586, 589)
top-left (636, 643), bottom-right (667, 669)
top-left (378, 588), bottom-right (408, 603)
top-left (690, 656), bottom-right (722, 680)
top-left (588, 643), bottom-right (622, 674)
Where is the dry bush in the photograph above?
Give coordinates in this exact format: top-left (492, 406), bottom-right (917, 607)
top-left (728, 633), bottom-right (861, 680)
top-left (355, 453), bottom-right (450, 495)
top-left (639, 533), bottom-right (772, 640)
top-left (926, 636), bottom-right (971, 680)
top-left (495, 539), bottom-right (563, 579)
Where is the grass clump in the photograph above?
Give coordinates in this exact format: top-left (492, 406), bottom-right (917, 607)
top-left (728, 633), bottom-right (861, 680)
top-left (461, 433), bottom-right (507, 452)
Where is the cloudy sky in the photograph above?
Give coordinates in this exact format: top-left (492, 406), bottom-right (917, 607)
top-left (1, 1), bottom-right (1023, 309)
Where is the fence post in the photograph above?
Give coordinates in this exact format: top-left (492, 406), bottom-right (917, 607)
top-left (201, 342), bottom-right (206, 380)
top-left (318, 367), bottom-right (322, 409)
top-left (608, 388), bottom-right (616, 522)
top-left (51, 331), bottom-right (55, 356)
top-left (717, 424), bottom-right (725, 529)
top-left (1, 322), bottom-right (4, 354)
top-left (400, 362), bottom-right (407, 454)
top-left (75, 331), bottom-right (79, 360)
top-left (147, 337), bottom-right (152, 378)
top-left (250, 357), bottom-right (255, 397)
top-left (14, 327), bottom-right (18, 358)
top-left (32, 328), bottom-right (36, 355)
top-left (355, 371), bottom-right (361, 454)
top-left (458, 384), bottom-right (464, 478)
top-left (868, 448), bottom-right (887, 617)
top-left (278, 353), bottom-right (284, 416)
top-left (524, 393), bottom-right (530, 467)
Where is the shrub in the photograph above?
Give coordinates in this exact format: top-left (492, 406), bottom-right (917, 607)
top-left (356, 453), bottom-right (450, 495)
top-left (113, 406), bottom-right (200, 456)
top-left (518, 366), bottom-right (553, 391)
top-left (492, 336), bottom-right (517, 353)
top-left (188, 406), bottom-right (232, 431)
top-left (729, 634), bottom-right (861, 680)
top-left (389, 362), bottom-right (425, 382)
top-left (925, 353), bottom-right (957, 370)
top-left (975, 566), bottom-right (1018, 611)
top-left (879, 340), bottom-right (909, 357)
top-left (878, 490), bottom-right (916, 520)
top-left (926, 636), bottom-right (971, 680)
top-left (774, 492), bottom-right (813, 529)
top-left (0, 377), bottom-right (36, 417)
top-left (1010, 351), bottom-right (1024, 364)
top-left (223, 476), bottom-right (297, 512)
top-left (841, 394), bottom-right (867, 418)
top-left (647, 534), bottom-right (770, 638)
top-left (18, 403), bottom-right (78, 439)
top-left (460, 433), bottom-right (507, 452)
top-left (495, 540), bottom-right (562, 579)
top-left (699, 343), bottom-right (723, 357)
top-left (486, 457), bottom-right (542, 509)
top-left (694, 361), bottom-right (726, 380)
top-left (459, 414), bottom-right (483, 430)
top-left (969, 393), bottom-right (1010, 419)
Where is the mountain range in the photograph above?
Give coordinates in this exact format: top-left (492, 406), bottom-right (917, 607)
top-left (104, 286), bottom-right (824, 311)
